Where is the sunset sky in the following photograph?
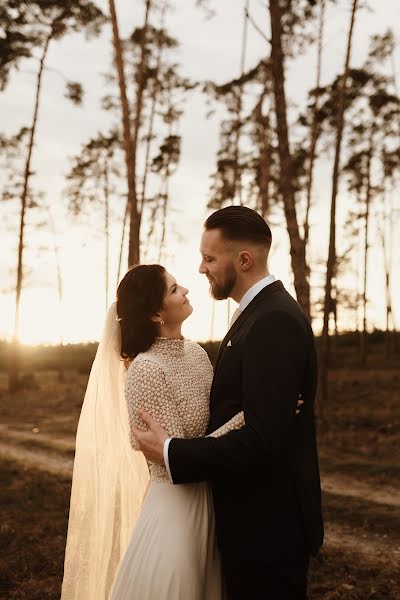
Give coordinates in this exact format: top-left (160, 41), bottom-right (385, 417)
top-left (0, 0), bottom-right (399, 345)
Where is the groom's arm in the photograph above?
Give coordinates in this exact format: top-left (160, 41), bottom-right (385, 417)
top-left (168, 310), bottom-right (307, 484)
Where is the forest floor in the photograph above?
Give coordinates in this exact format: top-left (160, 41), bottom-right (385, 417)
top-left (0, 368), bottom-right (399, 599)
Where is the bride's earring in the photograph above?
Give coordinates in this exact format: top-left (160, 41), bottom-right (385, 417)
top-left (159, 319), bottom-right (165, 326)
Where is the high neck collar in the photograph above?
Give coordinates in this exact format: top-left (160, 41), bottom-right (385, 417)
top-left (152, 336), bottom-right (186, 358)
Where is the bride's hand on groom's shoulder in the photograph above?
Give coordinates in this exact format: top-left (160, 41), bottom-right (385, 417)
top-left (132, 411), bottom-right (168, 466)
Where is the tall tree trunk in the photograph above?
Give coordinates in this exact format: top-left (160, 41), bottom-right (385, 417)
top-left (47, 203), bottom-right (65, 382)
top-left (9, 34), bottom-right (51, 392)
top-left (108, 0), bottom-right (140, 266)
top-left (384, 268), bottom-right (393, 358)
top-left (355, 189), bottom-right (362, 338)
top-left (116, 198), bottom-right (128, 286)
top-left (140, 1), bottom-right (166, 216)
top-left (319, 0), bottom-right (359, 408)
top-left (158, 187), bottom-right (168, 263)
top-left (380, 200), bottom-right (393, 358)
top-left (233, 0), bottom-right (250, 205)
top-left (144, 197), bottom-right (159, 260)
top-left (254, 92), bottom-right (272, 218)
top-left (268, 0), bottom-right (310, 318)
top-left (360, 130), bottom-right (373, 366)
top-left (304, 0), bottom-right (325, 250)
top-left (129, 0), bottom-right (152, 261)
top-left (158, 104), bottom-right (173, 262)
top-left (103, 158), bottom-right (110, 310)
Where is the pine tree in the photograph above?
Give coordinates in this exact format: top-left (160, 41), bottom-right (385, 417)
top-left (1, 0), bottom-right (105, 391)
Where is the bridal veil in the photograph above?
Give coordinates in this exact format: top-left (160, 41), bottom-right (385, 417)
top-left (61, 303), bottom-right (150, 599)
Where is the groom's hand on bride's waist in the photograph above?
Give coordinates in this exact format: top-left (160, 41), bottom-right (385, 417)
top-left (132, 411), bottom-right (168, 466)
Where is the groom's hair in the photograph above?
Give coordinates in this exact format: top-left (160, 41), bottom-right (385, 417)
top-left (205, 206), bottom-right (272, 248)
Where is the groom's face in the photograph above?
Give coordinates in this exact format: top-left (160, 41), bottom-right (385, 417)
top-left (199, 229), bottom-right (237, 300)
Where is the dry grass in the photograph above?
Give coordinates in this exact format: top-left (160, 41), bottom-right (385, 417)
top-left (0, 460), bottom-right (70, 600)
top-left (0, 365), bottom-right (399, 599)
top-left (309, 548), bottom-right (400, 600)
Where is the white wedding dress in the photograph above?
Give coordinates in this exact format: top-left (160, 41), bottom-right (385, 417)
top-left (110, 337), bottom-right (244, 600)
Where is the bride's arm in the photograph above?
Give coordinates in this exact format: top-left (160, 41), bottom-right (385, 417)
top-left (206, 396), bottom-right (303, 438)
top-left (126, 358), bottom-right (185, 451)
top-left (206, 411), bottom-right (245, 438)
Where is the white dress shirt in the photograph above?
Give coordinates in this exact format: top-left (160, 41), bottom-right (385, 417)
top-left (163, 273), bottom-right (277, 480)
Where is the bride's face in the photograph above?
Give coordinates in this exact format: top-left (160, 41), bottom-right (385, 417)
top-left (158, 271), bottom-right (193, 326)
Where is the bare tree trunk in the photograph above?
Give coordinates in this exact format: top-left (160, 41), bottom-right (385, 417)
top-left (389, 43), bottom-right (400, 350)
top-left (158, 188), bottom-right (168, 263)
top-left (254, 92), bottom-right (272, 218)
top-left (268, 0), bottom-right (310, 318)
top-left (9, 34), bottom-right (51, 392)
top-left (158, 110), bottom-right (173, 262)
top-left (233, 0), bottom-right (250, 205)
top-left (355, 189), bottom-right (362, 338)
top-left (333, 296), bottom-right (338, 337)
top-left (47, 204), bottom-right (65, 382)
top-left (380, 211), bottom-right (393, 358)
top-left (319, 0), bottom-right (359, 407)
top-left (384, 274), bottom-right (393, 358)
top-left (108, 0), bottom-right (140, 266)
top-left (116, 198), bottom-right (128, 286)
top-left (144, 197), bottom-right (159, 260)
top-left (103, 159), bottom-right (110, 310)
top-left (304, 0), bottom-right (325, 250)
top-left (360, 134), bottom-right (373, 366)
top-left (140, 0), bottom-right (166, 216)
top-left (129, 0), bottom-right (152, 262)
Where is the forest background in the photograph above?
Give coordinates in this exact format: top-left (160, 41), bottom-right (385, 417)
top-left (0, 1), bottom-right (399, 599)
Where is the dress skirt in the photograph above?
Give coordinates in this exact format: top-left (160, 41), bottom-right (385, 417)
top-left (110, 481), bottom-right (224, 599)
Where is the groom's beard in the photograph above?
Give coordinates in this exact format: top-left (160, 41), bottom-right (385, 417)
top-left (209, 266), bottom-right (237, 300)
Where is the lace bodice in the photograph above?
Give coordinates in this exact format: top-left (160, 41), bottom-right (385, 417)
top-left (125, 337), bottom-right (244, 482)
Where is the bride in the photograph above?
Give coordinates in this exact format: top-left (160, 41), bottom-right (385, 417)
top-left (61, 264), bottom-right (245, 600)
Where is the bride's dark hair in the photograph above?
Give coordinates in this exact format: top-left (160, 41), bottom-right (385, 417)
top-left (117, 264), bottom-right (167, 360)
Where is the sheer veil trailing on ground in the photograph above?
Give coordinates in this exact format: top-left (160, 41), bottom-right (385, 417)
top-left (61, 303), bottom-right (150, 600)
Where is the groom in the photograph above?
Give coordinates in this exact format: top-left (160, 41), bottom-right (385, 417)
top-left (134, 206), bottom-right (324, 599)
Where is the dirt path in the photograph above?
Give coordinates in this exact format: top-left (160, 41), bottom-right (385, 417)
top-left (0, 423), bottom-right (75, 451)
top-left (0, 440), bottom-right (73, 478)
top-left (1, 425), bottom-right (399, 568)
top-left (2, 424), bottom-right (399, 507)
top-left (321, 473), bottom-right (400, 507)
top-left (324, 522), bottom-right (400, 565)
top-left (1, 424), bottom-right (400, 501)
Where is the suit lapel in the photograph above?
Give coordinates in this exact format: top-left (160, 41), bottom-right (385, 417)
top-left (213, 280), bottom-right (284, 373)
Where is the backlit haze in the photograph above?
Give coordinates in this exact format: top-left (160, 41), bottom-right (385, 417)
top-left (0, 0), bottom-right (399, 345)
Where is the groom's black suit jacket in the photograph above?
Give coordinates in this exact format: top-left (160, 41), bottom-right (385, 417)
top-left (169, 281), bottom-right (324, 565)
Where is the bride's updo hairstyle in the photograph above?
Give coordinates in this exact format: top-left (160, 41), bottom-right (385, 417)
top-left (117, 264), bottom-right (167, 360)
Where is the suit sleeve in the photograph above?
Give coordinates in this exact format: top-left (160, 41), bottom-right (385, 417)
top-left (168, 311), bottom-right (306, 483)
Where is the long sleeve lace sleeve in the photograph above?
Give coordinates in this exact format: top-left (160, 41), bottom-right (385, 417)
top-left (207, 411), bottom-right (245, 438)
top-left (125, 358), bottom-right (185, 451)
